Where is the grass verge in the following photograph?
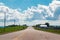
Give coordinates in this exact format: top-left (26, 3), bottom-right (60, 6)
top-left (0, 25), bottom-right (28, 35)
top-left (33, 27), bottom-right (60, 34)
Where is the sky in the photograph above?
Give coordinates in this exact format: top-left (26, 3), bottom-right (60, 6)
top-left (0, 0), bottom-right (60, 26)
top-left (0, 0), bottom-right (52, 10)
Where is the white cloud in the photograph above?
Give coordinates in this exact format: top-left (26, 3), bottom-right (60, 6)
top-left (49, 0), bottom-right (60, 12)
top-left (0, 13), bottom-right (4, 19)
top-left (0, 0), bottom-right (60, 26)
top-left (48, 20), bottom-right (60, 26)
top-left (53, 0), bottom-right (60, 1)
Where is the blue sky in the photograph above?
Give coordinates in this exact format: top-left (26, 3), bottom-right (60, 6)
top-left (0, 0), bottom-right (60, 26)
top-left (0, 0), bottom-right (52, 10)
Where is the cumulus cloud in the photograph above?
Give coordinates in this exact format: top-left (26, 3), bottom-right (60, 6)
top-left (0, 0), bottom-right (60, 26)
top-left (0, 13), bottom-right (4, 19)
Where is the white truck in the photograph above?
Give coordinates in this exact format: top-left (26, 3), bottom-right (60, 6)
top-left (40, 25), bottom-right (47, 28)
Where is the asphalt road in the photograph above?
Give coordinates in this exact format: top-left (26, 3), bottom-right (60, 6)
top-left (0, 27), bottom-right (60, 40)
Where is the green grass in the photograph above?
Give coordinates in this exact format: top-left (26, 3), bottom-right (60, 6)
top-left (33, 27), bottom-right (60, 34)
top-left (0, 25), bottom-right (28, 35)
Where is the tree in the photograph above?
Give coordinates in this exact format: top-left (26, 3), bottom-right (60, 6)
top-left (23, 24), bottom-right (28, 27)
top-left (36, 24), bottom-right (41, 27)
top-left (45, 23), bottom-right (49, 27)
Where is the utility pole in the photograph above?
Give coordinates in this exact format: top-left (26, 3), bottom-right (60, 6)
top-left (4, 12), bottom-right (6, 31)
top-left (14, 19), bottom-right (15, 26)
top-left (13, 10), bottom-right (15, 26)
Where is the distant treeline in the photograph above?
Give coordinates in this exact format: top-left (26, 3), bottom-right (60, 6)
top-left (33, 22), bottom-right (60, 29)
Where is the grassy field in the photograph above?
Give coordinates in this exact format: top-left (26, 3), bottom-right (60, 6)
top-left (0, 25), bottom-right (28, 35)
top-left (33, 27), bottom-right (60, 34)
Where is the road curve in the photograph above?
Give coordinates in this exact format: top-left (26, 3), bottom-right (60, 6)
top-left (0, 27), bottom-right (60, 40)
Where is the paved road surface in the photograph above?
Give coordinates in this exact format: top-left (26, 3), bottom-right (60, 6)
top-left (0, 27), bottom-right (60, 40)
